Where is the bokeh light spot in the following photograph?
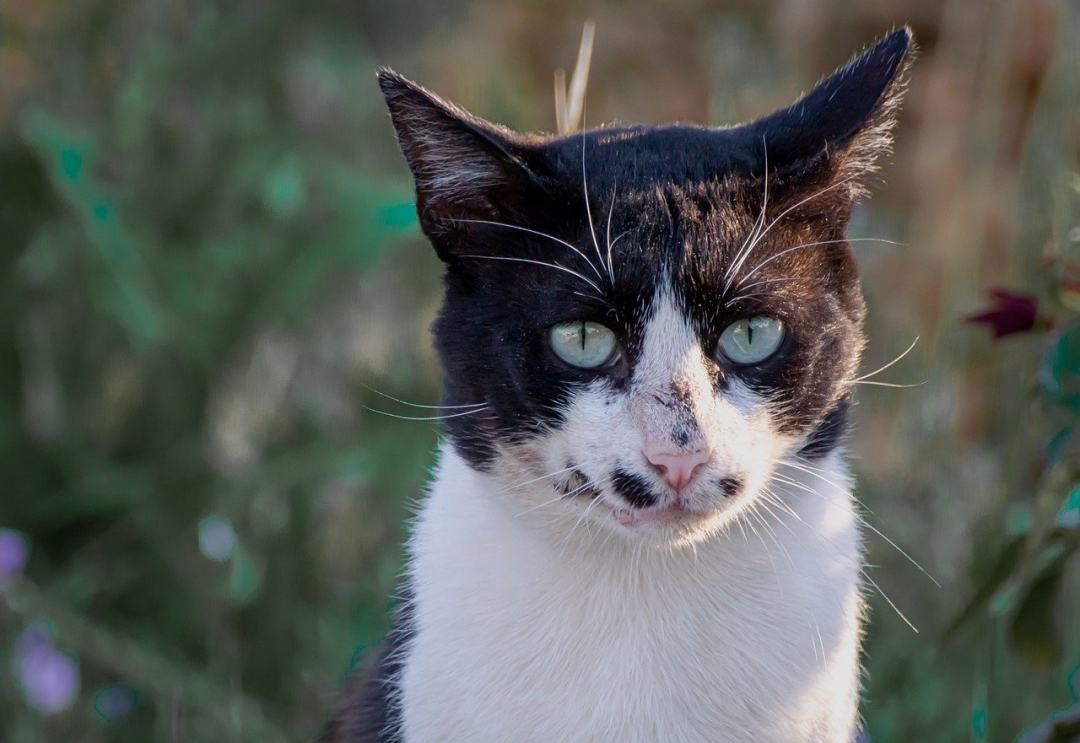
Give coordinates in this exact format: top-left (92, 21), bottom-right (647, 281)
top-left (198, 515), bottom-right (238, 562)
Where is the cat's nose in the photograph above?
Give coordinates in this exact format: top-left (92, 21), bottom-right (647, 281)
top-left (643, 447), bottom-right (711, 492)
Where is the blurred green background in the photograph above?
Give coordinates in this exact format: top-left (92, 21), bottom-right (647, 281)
top-left (1, 1), bottom-right (1078, 741)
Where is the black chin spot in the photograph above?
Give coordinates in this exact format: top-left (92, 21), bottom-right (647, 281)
top-left (611, 468), bottom-right (659, 509)
top-left (717, 477), bottom-right (742, 498)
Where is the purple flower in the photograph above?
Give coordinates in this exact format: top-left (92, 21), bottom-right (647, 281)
top-left (964, 288), bottom-right (1040, 339)
top-left (12, 624), bottom-right (80, 714)
top-left (0, 528), bottom-right (29, 586)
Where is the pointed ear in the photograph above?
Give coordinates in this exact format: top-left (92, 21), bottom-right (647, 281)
top-left (750, 26), bottom-right (915, 205)
top-left (377, 69), bottom-right (544, 243)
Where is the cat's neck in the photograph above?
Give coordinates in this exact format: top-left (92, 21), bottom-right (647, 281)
top-left (398, 445), bottom-right (863, 742)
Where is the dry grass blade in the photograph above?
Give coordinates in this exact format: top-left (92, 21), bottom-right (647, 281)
top-left (555, 19), bottom-right (596, 134)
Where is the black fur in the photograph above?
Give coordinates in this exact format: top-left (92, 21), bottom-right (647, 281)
top-left (320, 592), bottom-right (413, 743)
top-left (797, 397), bottom-right (853, 460)
top-left (326, 28), bottom-right (913, 738)
top-left (611, 468), bottom-right (660, 508)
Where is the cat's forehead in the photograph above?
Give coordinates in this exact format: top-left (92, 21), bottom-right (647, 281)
top-left (542, 125), bottom-right (759, 198)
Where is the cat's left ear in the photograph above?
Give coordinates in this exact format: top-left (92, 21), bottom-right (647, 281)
top-left (748, 26), bottom-right (915, 207)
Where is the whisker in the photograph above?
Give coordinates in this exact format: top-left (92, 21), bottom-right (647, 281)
top-left (773, 460), bottom-right (879, 518)
top-left (851, 337), bottom-right (920, 383)
top-left (723, 136), bottom-right (770, 291)
top-left (772, 464), bottom-right (940, 588)
top-left (458, 254), bottom-right (604, 295)
top-left (580, 120), bottom-right (608, 285)
top-left (735, 237), bottom-right (904, 290)
top-left (848, 380), bottom-right (927, 389)
top-left (722, 292), bottom-right (773, 306)
top-left (358, 382), bottom-right (487, 410)
top-left (863, 572), bottom-right (919, 634)
top-left (605, 177), bottom-right (618, 283)
top-left (732, 276), bottom-right (800, 294)
top-left (557, 477), bottom-right (610, 552)
top-left (571, 290), bottom-right (613, 306)
top-left (515, 488), bottom-right (576, 518)
top-left (500, 465), bottom-right (578, 494)
top-left (453, 218), bottom-right (604, 282)
top-left (362, 405), bottom-right (490, 422)
top-left (740, 174), bottom-right (859, 262)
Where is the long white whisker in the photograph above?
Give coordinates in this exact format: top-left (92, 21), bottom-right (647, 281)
top-left (773, 460), bottom-right (879, 517)
top-left (362, 405), bottom-right (490, 422)
top-left (863, 572), bottom-right (919, 634)
top-left (852, 337), bottom-right (920, 383)
top-left (580, 127), bottom-right (607, 284)
top-left (772, 465), bottom-right (940, 588)
top-left (453, 218), bottom-right (604, 282)
top-left (742, 173), bottom-right (858, 258)
top-left (515, 491), bottom-right (573, 518)
top-left (731, 276), bottom-right (800, 294)
top-left (500, 465), bottom-right (578, 494)
top-left (458, 254), bottom-right (604, 295)
top-left (358, 382), bottom-right (487, 410)
top-left (557, 479), bottom-right (609, 553)
top-left (848, 380), bottom-right (927, 388)
top-left (605, 177), bottom-right (618, 283)
top-left (723, 136), bottom-right (769, 290)
top-left (516, 476), bottom-right (600, 518)
top-left (735, 237), bottom-right (904, 290)
top-left (758, 488), bottom-right (801, 528)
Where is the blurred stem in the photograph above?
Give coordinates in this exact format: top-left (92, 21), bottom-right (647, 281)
top-left (0, 581), bottom-right (289, 743)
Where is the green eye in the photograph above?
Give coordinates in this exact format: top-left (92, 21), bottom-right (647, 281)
top-left (548, 321), bottom-right (619, 369)
top-left (717, 316), bottom-right (785, 365)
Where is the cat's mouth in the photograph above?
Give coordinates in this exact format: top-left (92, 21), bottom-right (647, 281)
top-left (556, 465), bottom-right (741, 533)
top-left (609, 500), bottom-right (712, 528)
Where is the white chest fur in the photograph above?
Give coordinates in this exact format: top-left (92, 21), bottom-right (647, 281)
top-left (398, 448), bottom-right (863, 743)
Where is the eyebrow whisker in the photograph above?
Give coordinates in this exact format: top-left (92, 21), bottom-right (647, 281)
top-left (850, 337), bottom-right (919, 383)
top-left (723, 135), bottom-right (770, 292)
top-left (452, 218), bottom-right (605, 282)
top-left (734, 237), bottom-right (904, 289)
top-left (605, 176), bottom-right (618, 283)
top-left (458, 254), bottom-right (605, 295)
top-left (359, 382), bottom-right (488, 410)
top-left (581, 126), bottom-right (609, 286)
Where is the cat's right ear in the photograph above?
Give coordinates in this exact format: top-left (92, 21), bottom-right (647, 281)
top-left (377, 69), bottom-right (543, 254)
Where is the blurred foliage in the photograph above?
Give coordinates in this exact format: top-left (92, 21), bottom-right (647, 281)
top-left (0, 1), bottom-right (1078, 741)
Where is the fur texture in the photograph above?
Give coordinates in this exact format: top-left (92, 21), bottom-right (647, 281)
top-left (323, 26), bottom-right (914, 743)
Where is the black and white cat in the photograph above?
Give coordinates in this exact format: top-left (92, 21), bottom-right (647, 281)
top-left (324, 27), bottom-right (914, 743)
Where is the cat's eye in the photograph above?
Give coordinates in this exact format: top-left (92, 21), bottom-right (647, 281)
top-left (717, 316), bottom-right (785, 365)
top-left (548, 321), bottom-right (619, 369)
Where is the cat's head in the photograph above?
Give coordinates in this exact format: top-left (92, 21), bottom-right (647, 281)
top-left (379, 28), bottom-right (913, 545)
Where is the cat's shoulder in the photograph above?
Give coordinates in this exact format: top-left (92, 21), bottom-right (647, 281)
top-left (320, 595), bottom-right (413, 743)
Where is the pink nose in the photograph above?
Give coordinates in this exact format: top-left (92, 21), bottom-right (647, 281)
top-left (644, 447), bottom-right (711, 492)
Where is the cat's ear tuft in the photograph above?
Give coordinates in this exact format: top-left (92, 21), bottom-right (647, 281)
top-left (377, 69), bottom-right (541, 240)
top-left (752, 27), bottom-right (915, 202)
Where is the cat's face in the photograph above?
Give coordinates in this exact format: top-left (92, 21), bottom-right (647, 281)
top-left (381, 28), bottom-right (912, 545)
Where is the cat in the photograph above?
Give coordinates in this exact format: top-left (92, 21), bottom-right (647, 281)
top-left (323, 26), bottom-right (914, 743)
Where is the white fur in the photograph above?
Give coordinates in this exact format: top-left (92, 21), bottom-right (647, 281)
top-left (396, 290), bottom-right (864, 742)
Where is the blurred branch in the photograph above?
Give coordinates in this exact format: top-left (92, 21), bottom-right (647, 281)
top-left (1, 581), bottom-right (290, 742)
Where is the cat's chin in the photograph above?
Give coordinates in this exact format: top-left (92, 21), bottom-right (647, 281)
top-left (580, 494), bottom-right (740, 546)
